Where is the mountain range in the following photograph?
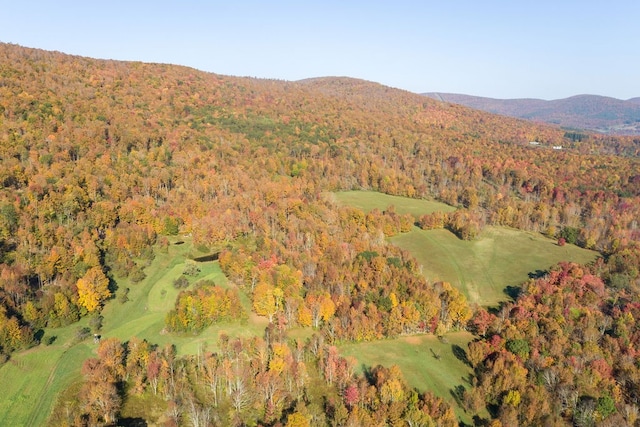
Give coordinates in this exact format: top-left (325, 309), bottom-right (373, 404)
top-left (423, 92), bottom-right (640, 135)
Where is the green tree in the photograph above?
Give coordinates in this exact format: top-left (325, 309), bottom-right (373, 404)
top-left (560, 226), bottom-right (580, 245)
top-left (163, 216), bottom-right (179, 235)
top-left (506, 339), bottom-right (530, 359)
top-left (596, 394), bottom-right (616, 420)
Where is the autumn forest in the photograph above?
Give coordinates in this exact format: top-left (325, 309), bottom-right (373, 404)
top-left (1, 43), bottom-right (640, 426)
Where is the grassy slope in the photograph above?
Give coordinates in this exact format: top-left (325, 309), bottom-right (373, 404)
top-left (330, 190), bottom-right (456, 217)
top-left (339, 332), bottom-right (476, 423)
top-left (0, 238), bottom-right (265, 425)
top-left (391, 226), bottom-right (599, 307)
top-left (331, 190), bottom-right (598, 306)
top-left (0, 318), bottom-right (95, 426)
top-left (0, 343), bottom-right (92, 426)
top-left (333, 191), bottom-right (599, 421)
top-left (100, 242), bottom-right (266, 354)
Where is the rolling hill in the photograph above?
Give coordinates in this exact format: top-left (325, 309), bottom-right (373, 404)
top-left (1, 43), bottom-right (640, 425)
top-left (424, 92), bottom-right (640, 135)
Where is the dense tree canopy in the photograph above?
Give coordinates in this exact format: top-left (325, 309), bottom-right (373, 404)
top-left (465, 262), bottom-right (640, 425)
top-left (1, 43), bottom-right (640, 425)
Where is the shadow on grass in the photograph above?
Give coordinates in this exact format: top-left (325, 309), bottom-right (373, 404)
top-left (192, 252), bottom-right (220, 262)
top-left (461, 373), bottom-right (474, 386)
top-left (528, 269), bottom-right (548, 279)
top-left (503, 285), bottom-right (521, 300)
top-left (34, 329), bottom-right (45, 343)
top-left (361, 363), bottom-right (374, 385)
top-left (472, 415), bottom-right (490, 426)
top-left (430, 348), bottom-right (442, 360)
top-left (118, 418), bottom-right (147, 427)
top-left (452, 344), bottom-right (470, 367)
top-left (449, 384), bottom-right (466, 414)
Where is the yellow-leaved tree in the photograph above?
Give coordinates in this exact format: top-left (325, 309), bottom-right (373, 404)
top-left (440, 281), bottom-right (472, 331)
top-left (285, 412), bottom-right (310, 427)
top-left (253, 283), bottom-right (281, 322)
top-left (77, 267), bottom-right (111, 312)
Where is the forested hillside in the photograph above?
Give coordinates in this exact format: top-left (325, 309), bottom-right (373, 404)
top-left (1, 43), bottom-right (640, 425)
top-left (424, 92), bottom-right (640, 135)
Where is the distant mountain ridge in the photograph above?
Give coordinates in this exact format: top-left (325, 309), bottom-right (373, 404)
top-left (423, 92), bottom-right (640, 135)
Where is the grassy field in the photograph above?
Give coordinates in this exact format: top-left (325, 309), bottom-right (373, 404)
top-left (329, 190), bottom-right (456, 217)
top-left (0, 337), bottom-right (93, 426)
top-left (391, 226), bottom-right (599, 307)
top-left (0, 237), bottom-right (266, 425)
top-left (339, 332), bottom-right (476, 423)
top-left (332, 190), bottom-right (599, 307)
top-left (335, 192), bottom-right (599, 421)
top-left (99, 242), bottom-right (266, 354)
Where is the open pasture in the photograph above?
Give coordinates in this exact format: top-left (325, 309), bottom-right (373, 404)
top-left (330, 190), bottom-right (456, 217)
top-left (339, 332), bottom-right (476, 423)
top-left (0, 237), bottom-right (264, 425)
top-left (332, 190), bottom-right (598, 307)
top-left (391, 226), bottom-right (599, 306)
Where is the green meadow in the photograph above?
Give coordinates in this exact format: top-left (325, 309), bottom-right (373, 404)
top-left (329, 190), bottom-right (457, 217)
top-left (334, 191), bottom-right (599, 419)
top-left (98, 241), bottom-right (267, 354)
top-left (331, 190), bottom-right (598, 307)
top-left (0, 238), bottom-right (265, 426)
top-left (0, 333), bottom-right (94, 426)
top-left (391, 226), bottom-right (599, 307)
top-left (339, 332), bottom-right (476, 423)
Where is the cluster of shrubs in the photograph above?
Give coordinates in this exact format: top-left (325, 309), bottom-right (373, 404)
top-left (172, 262), bottom-right (201, 289)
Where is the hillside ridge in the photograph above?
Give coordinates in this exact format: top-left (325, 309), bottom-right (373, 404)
top-left (424, 92), bottom-right (640, 135)
top-left (1, 42), bottom-right (640, 426)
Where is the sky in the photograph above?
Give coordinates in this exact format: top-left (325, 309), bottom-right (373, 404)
top-left (1, 1), bottom-right (639, 100)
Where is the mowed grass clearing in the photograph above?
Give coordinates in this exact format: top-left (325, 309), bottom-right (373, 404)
top-left (328, 191), bottom-right (598, 421)
top-left (0, 237), bottom-right (266, 425)
top-left (339, 332), bottom-right (476, 424)
top-left (391, 226), bottom-right (599, 307)
top-left (329, 190), bottom-right (456, 217)
top-left (332, 190), bottom-right (599, 307)
top-left (0, 335), bottom-right (93, 427)
top-left (100, 241), bottom-right (266, 355)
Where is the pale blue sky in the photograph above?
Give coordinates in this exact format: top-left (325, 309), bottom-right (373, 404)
top-left (1, 1), bottom-right (638, 100)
